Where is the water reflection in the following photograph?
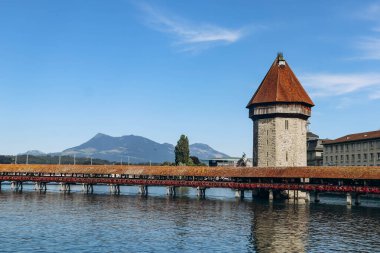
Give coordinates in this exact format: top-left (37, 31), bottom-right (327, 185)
top-left (0, 186), bottom-right (379, 253)
top-left (250, 202), bottom-right (309, 253)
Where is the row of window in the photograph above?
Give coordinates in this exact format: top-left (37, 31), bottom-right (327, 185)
top-left (326, 153), bottom-right (380, 163)
top-left (325, 140), bottom-right (380, 153)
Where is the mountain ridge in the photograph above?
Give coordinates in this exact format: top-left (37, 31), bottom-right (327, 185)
top-left (58, 133), bottom-right (229, 163)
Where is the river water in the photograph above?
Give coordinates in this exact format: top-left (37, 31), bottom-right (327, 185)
top-left (0, 184), bottom-right (379, 253)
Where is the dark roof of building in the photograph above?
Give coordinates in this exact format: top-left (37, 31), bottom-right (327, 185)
top-left (246, 54), bottom-right (314, 108)
top-left (323, 130), bottom-right (380, 145)
top-left (307, 131), bottom-right (319, 140)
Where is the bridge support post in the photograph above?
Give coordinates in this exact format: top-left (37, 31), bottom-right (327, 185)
top-left (355, 193), bottom-right (361, 206)
top-left (60, 183), bottom-right (71, 193)
top-left (166, 186), bottom-right (177, 197)
top-left (268, 189), bottom-right (274, 201)
top-left (11, 181), bottom-right (23, 192)
top-left (286, 190), bottom-right (310, 203)
top-left (197, 187), bottom-right (206, 198)
top-left (235, 189), bottom-right (244, 199)
top-left (139, 185), bottom-right (148, 196)
top-left (346, 193), bottom-right (352, 205)
top-left (34, 182), bottom-right (47, 192)
top-left (109, 184), bottom-right (120, 195)
top-left (251, 189), bottom-right (259, 198)
top-left (287, 190), bottom-right (296, 201)
top-left (304, 192), bottom-right (310, 202)
top-left (314, 192), bottom-right (320, 203)
top-left (82, 184), bottom-right (94, 194)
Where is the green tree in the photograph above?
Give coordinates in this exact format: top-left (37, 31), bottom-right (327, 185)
top-left (190, 156), bottom-right (201, 165)
top-left (175, 134), bottom-right (190, 165)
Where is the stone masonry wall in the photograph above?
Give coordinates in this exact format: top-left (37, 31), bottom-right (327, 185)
top-left (254, 117), bottom-right (307, 167)
top-left (255, 118), bottom-right (276, 167)
top-left (274, 117), bottom-right (307, 166)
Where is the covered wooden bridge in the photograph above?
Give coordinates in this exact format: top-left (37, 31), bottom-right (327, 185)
top-left (0, 164), bottom-right (379, 204)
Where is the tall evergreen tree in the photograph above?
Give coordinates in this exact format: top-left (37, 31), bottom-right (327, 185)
top-left (175, 134), bottom-right (190, 165)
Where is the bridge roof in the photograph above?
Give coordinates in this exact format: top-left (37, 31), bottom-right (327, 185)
top-left (246, 54), bottom-right (314, 108)
top-left (1, 164), bottom-right (380, 180)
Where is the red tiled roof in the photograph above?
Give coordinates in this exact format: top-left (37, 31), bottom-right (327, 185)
top-left (246, 54), bottom-right (314, 108)
top-left (323, 130), bottom-right (380, 145)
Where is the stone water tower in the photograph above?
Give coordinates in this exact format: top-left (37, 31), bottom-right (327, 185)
top-left (247, 53), bottom-right (314, 167)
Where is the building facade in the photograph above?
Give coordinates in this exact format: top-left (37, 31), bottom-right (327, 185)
top-left (307, 132), bottom-right (324, 166)
top-left (323, 130), bottom-right (380, 166)
top-left (246, 53), bottom-right (314, 167)
top-left (203, 157), bottom-right (253, 167)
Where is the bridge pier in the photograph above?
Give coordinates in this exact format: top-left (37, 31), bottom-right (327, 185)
top-left (251, 189), bottom-right (259, 198)
top-left (286, 190), bottom-right (310, 203)
top-left (304, 191), bottom-right (310, 202)
top-left (59, 183), bottom-right (71, 192)
top-left (166, 186), bottom-right (177, 197)
top-left (197, 187), bottom-right (206, 198)
top-left (252, 189), bottom-right (270, 199)
top-left (82, 184), bottom-right (94, 194)
top-left (347, 193), bottom-right (361, 206)
top-left (109, 184), bottom-right (120, 194)
top-left (314, 192), bottom-right (320, 203)
top-left (235, 189), bottom-right (244, 199)
top-left (138, 185), bottom-right (148, 196)
top-left (355, 194), bottom-right (361, 205)
top-left (346, 193), bottom-right (352, 205)
top-left (268, 189), bottom-right (274, 201)
top-left (11, 181), bottom-right (23, 192)
top-left (34, 182), bottom-right (47, 192)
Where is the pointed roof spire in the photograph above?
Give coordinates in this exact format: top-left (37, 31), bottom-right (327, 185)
top-left (246, 53), bottom-right (314, 108)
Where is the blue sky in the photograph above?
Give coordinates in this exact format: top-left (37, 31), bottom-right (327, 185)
top-left (1, 0), bottom-right (380, 156)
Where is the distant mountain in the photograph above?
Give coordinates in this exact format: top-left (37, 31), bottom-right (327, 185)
top-left (20, 150), bottom-right (46, 156)
top-left (190, 143), bottom-right (228, 160)
top-left (59, 133), bottom-right (229, 163)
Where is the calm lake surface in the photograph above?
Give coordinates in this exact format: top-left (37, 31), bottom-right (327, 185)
top-left (0, 184), bottom-right (379, 253)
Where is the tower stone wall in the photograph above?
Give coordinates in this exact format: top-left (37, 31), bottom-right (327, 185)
top-left (253, 116), bottom-right (307, 167)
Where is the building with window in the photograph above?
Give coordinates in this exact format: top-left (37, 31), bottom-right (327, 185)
top-left (323, 130), bottom-right (380, 166)
top-left (202, 157), bottom-right (253, 167)
top-left (307, 132), bottom-right (325, 166)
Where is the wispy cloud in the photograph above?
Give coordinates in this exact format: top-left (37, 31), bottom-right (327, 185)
top-left (353, 4), bottom-right (380, 60)
top-left (359, 3), bottom-right (380, 20)
top-left (300, 73), bottom-right (380, 99)
top-left (136, 3), bottom-right (250, 53)
top-left (369, 90), bottom-right (380, 100)
top-left (354, 37), bottom-right (380, 60)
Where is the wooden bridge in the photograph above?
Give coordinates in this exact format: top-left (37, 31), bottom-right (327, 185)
top-left (1, 164), bottom-right (380, 205)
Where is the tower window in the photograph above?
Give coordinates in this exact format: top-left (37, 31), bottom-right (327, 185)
top-left (285, 120), bottom-right (289, 130)
top-left (286, 152), bottom-right (288, 162)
